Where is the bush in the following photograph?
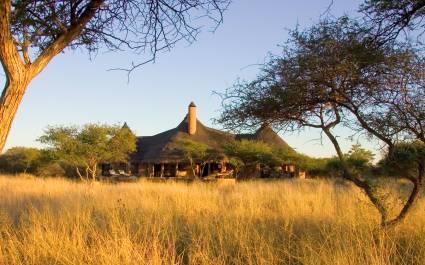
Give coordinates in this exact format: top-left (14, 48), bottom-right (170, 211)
top-left (0, 147), bottom-right (42, 174)
top-left (0, 147), bottom-right (68, 177)
top-left (379, 141), bottom-right (425, 178)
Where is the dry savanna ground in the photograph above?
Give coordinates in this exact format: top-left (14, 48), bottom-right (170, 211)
top-left (0, 175), bottom-right (424, 265)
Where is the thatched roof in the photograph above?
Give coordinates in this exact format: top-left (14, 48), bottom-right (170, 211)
top-left (130, 116), bottom-right (293, 163)
top-left (236, 124), bottom-right (292, 150)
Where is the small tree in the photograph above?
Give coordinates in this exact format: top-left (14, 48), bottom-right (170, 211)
top-left (175, 139), bottom-right (207, 178)
top-left (223, 140), bottom-right (280, 178)
top-left (295, 155), bottom-right (332, 177)
top-left (325, 145), bottom-right (375, 178)
top-left (227, 156), bottom-right (244, 178)
top-left (38, 123), bottom-right (136, 180)
top-left (346, 144), bottom-right (375, 174)
top-left (175, 139), bottom-right (224, 178)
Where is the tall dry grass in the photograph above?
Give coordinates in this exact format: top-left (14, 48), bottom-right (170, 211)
top-left (0, 175), bottom-right (423, 265)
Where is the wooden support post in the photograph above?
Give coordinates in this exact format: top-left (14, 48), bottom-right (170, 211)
top-left (160, 164), bottom-right (164, 178)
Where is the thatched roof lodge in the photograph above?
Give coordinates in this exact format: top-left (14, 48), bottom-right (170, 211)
top-left (104, 102), bottom-right (298, 178)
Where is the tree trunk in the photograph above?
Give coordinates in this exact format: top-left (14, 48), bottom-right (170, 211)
top-left (85, 166), bottom-right (90, 180)
top-left (189, 158), bottom-right (197, 178)
top-left (0, 0), bottom-right (29, 152)
top-left (382, 162), bottom-right (424, 228)
top-left (160, 164), bottom-right (164, 178)
top-left (323, 126), bottom-right (424, 228)
top-left (90, 163), bottom-right (97, 181)
top-left (76, 167), bottom-right (85, 181)
top-left (0, 78), bottom-right (31, 151)
top-left (323, 127), bottom-right (390, 225)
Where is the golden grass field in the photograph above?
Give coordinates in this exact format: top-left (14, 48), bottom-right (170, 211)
top-left (0, 175), bottom-right (424, 265)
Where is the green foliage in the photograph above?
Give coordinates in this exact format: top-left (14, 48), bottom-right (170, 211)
top-left (223, 140), bottom-right (287, 178)
top-left (175, 139), bottom-right (209, 162)
top-left (324, 157), bottom-right (343, 177)
top-left (176, 139), bottom-right (227, 163)
top-left (271, 147), bottom-right (334, 177)
top-left (273, 147), bottom-right (299, 164)
top-left (382, 141), bottom-right (425, 178)
top-left (175, 139), bottom-right (226, 177)
top-left (222, 140), bottom-right (347, 178)
top-left (323, 145), bottom-right (375, 177)
top-left (0, 147), bottom-right (71, 177)
top-left (346, 144), bottom-right (375, 172)
top-left (227, 157), bottom-right (244, 170)
top-left (0, 147), bottom-right (42, 174)
top-left (38, 124), bottom-right (137, 180)
top-left (287, 145), bottom-right (375, 178)
top-left (224, 140), bottom-right (279, 166)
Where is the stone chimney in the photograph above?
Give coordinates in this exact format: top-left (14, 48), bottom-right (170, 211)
top-left (188, 102), bottom-right (197, 135)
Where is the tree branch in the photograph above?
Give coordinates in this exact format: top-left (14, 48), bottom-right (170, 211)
top-left (30, 0), bottom-right (105, 77)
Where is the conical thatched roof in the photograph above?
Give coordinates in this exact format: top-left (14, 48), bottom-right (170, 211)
top-left (130, 117), bottom-right (293, 163)
top-left (236, 124), bottom-right (292, 150)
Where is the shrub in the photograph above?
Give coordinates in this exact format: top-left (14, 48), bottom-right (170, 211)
top-left (0, 147), bottom-right (42, 174)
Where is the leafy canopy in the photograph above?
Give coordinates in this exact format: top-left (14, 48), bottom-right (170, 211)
top-left (38, 123), bottom-right (136, 179)
top-left (175, 139), bottom-right (225, 163)
top-left (383, 141), bottom-right (425, 178)
top-left (224, 140), bottom-right (280, 166)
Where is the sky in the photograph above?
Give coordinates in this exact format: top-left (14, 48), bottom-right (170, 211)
top-left (2, 0), bottom-right (381, 159)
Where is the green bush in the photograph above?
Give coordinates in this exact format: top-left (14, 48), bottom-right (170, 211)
top-left (0, 147), bottom-right (42, 174)
top-left (0, 147), bottom-right (68, 177)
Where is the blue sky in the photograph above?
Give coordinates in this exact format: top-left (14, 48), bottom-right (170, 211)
top-left (2, 0), bottom-right (380, 158)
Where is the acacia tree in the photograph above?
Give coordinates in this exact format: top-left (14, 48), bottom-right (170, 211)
top-left (175, 139), bottom-right (226, 178)
top-left (38, 123), bottom-right (136, 180)
top-left (175, 139), bottom-right (209, 178)
top-left (223, 139), bottom-right (280, 178)
top-left (218, 18), bottom-right (424, 227)
top-left (0, 0), bottom-right (229, 152)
